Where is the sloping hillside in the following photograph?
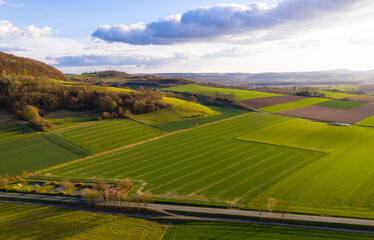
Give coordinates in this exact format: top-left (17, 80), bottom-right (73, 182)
top-left (0, 52), bottom-right (68, 80)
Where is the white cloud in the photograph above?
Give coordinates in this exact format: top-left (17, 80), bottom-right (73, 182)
top-left (0, 1), bottom-right (24, 7)
top-left (0, 20), bottom-right (52, 39)
top-left (92, 0), bottom-right (372, 45)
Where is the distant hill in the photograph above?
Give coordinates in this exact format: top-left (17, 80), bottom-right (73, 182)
top-left (158, 70), bottom-right (374, 86)
top-left (69, 70), bottom-right (195, 87)
top-left (0, 52), bottom-right (68, 80)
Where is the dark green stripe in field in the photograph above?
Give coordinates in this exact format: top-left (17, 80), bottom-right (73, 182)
top-left (316, 99), bottom-right (367, 110)
top-left (0, 122), bottom-right (34, 144)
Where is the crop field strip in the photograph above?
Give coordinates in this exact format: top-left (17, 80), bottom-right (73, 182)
top-left (162, 84), bottom-right (282, 100)
top-left (0, 202), bottom-right (167, 240)
top-left (0, 122), bottom-right (34, 144)
top-left (153, 106), bottom-right (247, 132)
top-left (163, 221), bottom-right (374, 240)
top-left (316, 99), bottom-right (367, 110)
top-left (55, 119), bottom-right (166, 152)
top-left (259, 98), bottom-right (329, 113)
top-left (46, 113), bottom-right (324, 203)
top-left (0, 134), bottom-right (81, 175)
top-left (238, 118), bottom-right (374, 218)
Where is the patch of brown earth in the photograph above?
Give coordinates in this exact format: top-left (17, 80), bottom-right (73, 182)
top-left (278, 103), bottom-right (374, 124)
top-left (345, 95), bottom-right (374, 103)
top-left (242, 96), bottom-right (307, 109)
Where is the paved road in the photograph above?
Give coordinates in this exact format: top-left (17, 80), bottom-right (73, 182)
top-left (1, 192), bottom-right (374, 234)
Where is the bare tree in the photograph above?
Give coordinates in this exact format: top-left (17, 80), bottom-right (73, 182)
top-left (60, 179), bottom-right (73, 194)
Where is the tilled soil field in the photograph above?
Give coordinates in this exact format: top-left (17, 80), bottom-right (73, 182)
top-left (242, 95), bottom-right (306, 109)
top-left (278, 103), bottom-right (374, 124)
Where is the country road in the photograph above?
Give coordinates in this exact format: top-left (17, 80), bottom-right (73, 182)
top-left (1, 192), bottom-right (374, 235)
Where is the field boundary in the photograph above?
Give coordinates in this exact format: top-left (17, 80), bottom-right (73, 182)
top-left (234, 138), bottom-right (329, 154)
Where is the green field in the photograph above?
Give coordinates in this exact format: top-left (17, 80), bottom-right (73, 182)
top-left (53, 119), bottom-right (166, 153)
top-left (0, 202), bottom-right (167, 239)
top-left (238, 118), bottom-right (374, 218)
top-left (0, 121), bottom-right (34, 144)
top-left (42, 113), bottom-right (325, 205)
top-left (0, 134), bottom-right (83, 175)
top-left (330, 85), bottom-right (359, 92)
top-left (163, 221), bottom-right (374, 240)
top-left (46, 110), bottom-right (97, 130)
top-left (153, 106), bottom-right (248, 132)
top-left (357, 115), bottom-right (374, 127)
top-left (162, 84), bottom-right (281, 100)
top-left (317, 99), bottom-right (367, 110)
top-left (259, 98), bottom-right (329, 113)
top-left (322, 91), bottom-right (356, 99)
top-left (133, 97), bottom-right (217, 125)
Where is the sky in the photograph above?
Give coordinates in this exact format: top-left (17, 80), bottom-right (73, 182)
top-left (1, 0), bottom-right (374, 74)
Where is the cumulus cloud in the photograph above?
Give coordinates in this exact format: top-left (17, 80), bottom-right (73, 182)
top-left (0, 20), bottom-right (52, 39)
top-left (92, 0), bottom-right (370, 45)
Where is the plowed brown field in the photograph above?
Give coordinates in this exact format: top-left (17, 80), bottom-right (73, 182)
top-left (278, 103), bottom-right (374, 124)
top-left (242, 96), bottom-right (306, 109)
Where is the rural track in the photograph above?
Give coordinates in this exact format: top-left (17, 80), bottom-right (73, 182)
top-left (31, 113), bottom-right (251, 176)
top-left (1, 192), bottom-right (374, 235)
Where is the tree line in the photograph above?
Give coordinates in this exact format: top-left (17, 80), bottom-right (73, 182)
top-left (0, 76), bottom-right (170, 131)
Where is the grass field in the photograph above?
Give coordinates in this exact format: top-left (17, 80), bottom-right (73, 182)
top-left (0, 202), bottom-right (167, 239)
top-left (316, 99), bottom-right (367, 110)
top-left (43, 113), bottom-right (325, 205)
top-left (162, 84), bottom-right (281, 100)
top-left (0, 121), bottom-right (34, 144)
top-left (357, 115), bottom-right (374, 127)
top-left (0, 134), bottom-right (83, 175)
top-left (238, 118), bottom-right (374, 218)
top-left (133, 97), bottom-right (217, 125)
top-left (330, 85), bottom-right (359, 92)
top-left (321, 91), bottom-right (356, 99)
top-left (46, 110), bottom-right (97, 130)
top-left (259, 98), bottom-right (329, 113)
top-left (163, 221), bottom-right (374, 240)
top-left (53, 119), bottom-right (166, 153)
top-left (153, 106), bottom-right (248, 132)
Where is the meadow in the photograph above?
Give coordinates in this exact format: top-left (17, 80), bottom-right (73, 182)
top-left (330, 85), bottom-right (359, 92)
top-left (0, 121), bottom-right (34, 144)
top-left (259, 98), bottom-right (329, 113)
top-left (163, 221), bottom-right (374, 240)
top-left (53, 119), bottom-right (166, 153)
top-left (0, 202), bottom-right (167, 240)
top-left (133, 97), bottom-right (217, 125)
top-left (316, 99), bottom-right (367, 110)
top-left (45, 110), bottom-right (97, 130)
top-left (238, 118), bottom-right (374, 218)
top-left (153, 105), bottom-right (247, 132)
top-left (42, 113), bottom-right (325, 205)
top-left (321, 91), bottom-right (356, 99)
top-left (357, 115), bottom-right (374, 127)
top-left (0, 134), bottom-right (82, 175)
top-left (162, 84), bottom-right (281, 100)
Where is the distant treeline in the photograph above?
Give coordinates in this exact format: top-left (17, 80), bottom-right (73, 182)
top-left (0, 52), bottom-right (68, 81)
top-left (69, 70), bottom-right (195, 88)
top-left (0, 76), bottom-right (170, 131)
